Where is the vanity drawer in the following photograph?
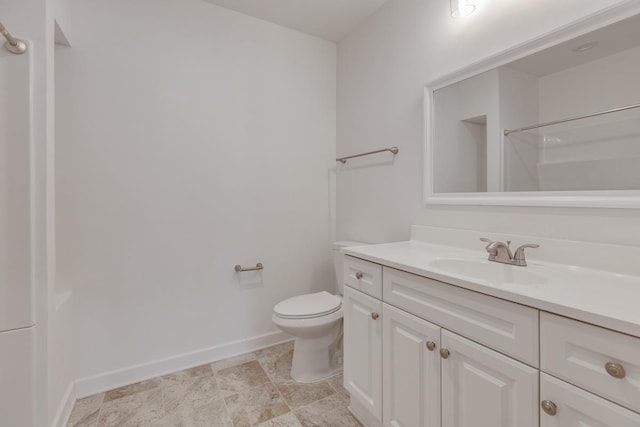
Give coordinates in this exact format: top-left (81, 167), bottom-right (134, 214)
top-left (540, 373), bottom-right (640, 427)
top-left (383, 267), bottom-right (538, 366)
top-left (541, 312), bottom-right (640, 413)
top-left (344, 256), bottom-right (382, 299)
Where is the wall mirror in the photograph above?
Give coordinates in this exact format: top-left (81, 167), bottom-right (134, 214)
top-left (424, 4), bottom-right (640, 208)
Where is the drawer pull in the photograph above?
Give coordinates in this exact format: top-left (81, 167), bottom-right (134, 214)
top-left (605, 362), bottom-right (626, 379)
top-left (426, 341), bottom-right (436, 351)
top-left (355, 271), bottom-right (364, 280)
top-left (371, 312), bottom-right (379, 320)
top-left (440, 348), bottom-right (450, 359)
top-left (541, 400), bottom-right (557, 416)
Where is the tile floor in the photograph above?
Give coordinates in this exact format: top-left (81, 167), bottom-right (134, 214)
top-left (67, 342), bottom-right (362, 427)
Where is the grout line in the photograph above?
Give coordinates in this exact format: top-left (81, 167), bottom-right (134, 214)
top-left (160, 382), bottom-right (166, 417)
top-left (218, 390), bottom-right (232, 426)
top-left (270, 379), bottom-right (293, 427)
top-left (94, 405), bottom-right (103, 427)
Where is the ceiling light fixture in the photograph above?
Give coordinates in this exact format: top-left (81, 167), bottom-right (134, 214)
top-left (451, 0), bottom-right (477, 18)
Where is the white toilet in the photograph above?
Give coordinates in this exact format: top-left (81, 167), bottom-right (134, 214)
top-left (272, 240), bottom-right (365, 383)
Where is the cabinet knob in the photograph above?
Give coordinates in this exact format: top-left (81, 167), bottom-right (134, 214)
top-left (371, 312), bottom-right (379, 320)
top-left (541, 400), bottom-right (557, 416)
top-left (426, 341), bottom-right (436, 351)
top-left (355, 271), bottom-right (364, 280)
top-left (439, 348), bottom-right (450, 359)
top-left (605, 362), bottom-right (626, 379)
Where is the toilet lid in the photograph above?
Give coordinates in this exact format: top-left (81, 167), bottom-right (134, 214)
top-left (274, 291), bottom-right (342, 319)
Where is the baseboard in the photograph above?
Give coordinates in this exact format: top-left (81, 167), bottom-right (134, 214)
top-left (74, 330), bottom-right (292, 398)
top-left (50, 381), bottom-right (76, 427)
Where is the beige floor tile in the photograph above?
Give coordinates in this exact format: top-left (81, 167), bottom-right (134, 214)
top-left (97, 388), bottom-right (164, 427)
top-left (276, 380), bottom-right (335, 408)
top-left (326, 373), bottom-right (350, 401)
top-left (103, 378), bottom-right (161, 403)
top-left (68, 342), bottom-right (353, 427)
top-left (294, 394), bottom-right (362, 427)
top-left (158, 398), bottom-right (232, 427)
top-left (225, 383), bottom-right (290, 426)
top-left (257, 346), bottom-right (294, 384)
top-left (67, 393), bottom-right (104, 427)
top-left (162, 372), bottom-right (231, 416)
top-left (216, 360), bottom-right (271, 394)
top-left (255, 411), bottom-right (303, 427)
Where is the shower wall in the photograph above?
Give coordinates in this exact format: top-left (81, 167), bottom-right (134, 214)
top-left (56, 0), bottom-right (336, 395)
top-left (1, 0), bottom-right (77, 424)
top-left (506, 44), bottom-right (640, 192)
top-left (536, 44), bottom-right (640, 191)
top-left (0, 39), bottom-right (35, 427)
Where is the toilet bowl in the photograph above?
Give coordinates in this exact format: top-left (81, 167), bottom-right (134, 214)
top-left (272, 240), bottom-right (365, 383)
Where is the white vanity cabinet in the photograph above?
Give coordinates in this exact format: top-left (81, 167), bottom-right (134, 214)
top-left (343, 285), bottom-right (383, 424)
top-left (440, 330), bottom-right (538, 427)
top-left (383, 303), bottom-right (441, 427)
top-left (383, 265), bottom-right (538, 427)
top-left (540, 312), bottom-right (640, 413)
top-left (540, 373), bottom-right (640, 427)
top-left (539, 313), bottom-right (640, 426)
top-left (343, 256), bottom-right (542, 427)
top-left (382, 267), bottom-right (539, 367)
top-left (342, 254), bottom-right (640, 427)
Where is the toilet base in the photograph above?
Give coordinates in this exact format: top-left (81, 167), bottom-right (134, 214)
top-left (272, 307), bottom-right (344, 383)
top-left (290, 331), bottom-right (343, 383)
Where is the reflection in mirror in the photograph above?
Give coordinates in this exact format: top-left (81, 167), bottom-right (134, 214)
top-left (432, 12), bottom-right (640, 194)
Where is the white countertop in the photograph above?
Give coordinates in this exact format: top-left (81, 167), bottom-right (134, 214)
top-left (344, 240), bottom-right (640, 338)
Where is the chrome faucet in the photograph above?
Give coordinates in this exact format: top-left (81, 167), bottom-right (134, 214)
top-left (480, 238), bottom-right (539, 267)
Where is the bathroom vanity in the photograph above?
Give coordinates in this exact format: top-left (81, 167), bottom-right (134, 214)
top-left (341, 226), bottom-right (640, 427)
top-left (341, 5), bottom-right (640, 426)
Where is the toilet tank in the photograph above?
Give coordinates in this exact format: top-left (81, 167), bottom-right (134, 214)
top-left (332, 241), bottom-right (367, 296)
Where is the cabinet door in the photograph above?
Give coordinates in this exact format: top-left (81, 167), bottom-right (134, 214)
top-left (540, 373), bottom-right (640, 427)
top-left (343, 286), bottom-right (383, 422)
top-left (383, 303), bottom-right (440, 427)
top-left (441, 330), bottom-right (538, 427)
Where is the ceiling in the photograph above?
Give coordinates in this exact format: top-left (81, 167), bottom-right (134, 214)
top-left (202, 0), bottom-right (389, 42)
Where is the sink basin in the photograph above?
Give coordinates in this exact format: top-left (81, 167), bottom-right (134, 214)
top-left (428, 258), bottom-right (548, 286)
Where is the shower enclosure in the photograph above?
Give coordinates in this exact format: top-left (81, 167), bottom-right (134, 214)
top-left (0, 27), bottom-right (35, 427)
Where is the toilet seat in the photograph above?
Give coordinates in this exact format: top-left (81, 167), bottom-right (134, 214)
top-left (274, 291), bottom-right (342, 319)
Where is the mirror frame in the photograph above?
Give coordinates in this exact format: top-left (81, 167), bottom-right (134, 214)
top-left (424, 2), bottom-right (640, 208)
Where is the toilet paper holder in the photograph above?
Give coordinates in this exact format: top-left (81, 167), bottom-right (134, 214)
top-left (234, 263), bottom-right (264, 272)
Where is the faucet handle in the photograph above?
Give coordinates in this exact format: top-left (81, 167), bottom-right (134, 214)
top-left (513, 244), bottom-right (539, 266)
top-left (480, 238), bottom-right (497, 256)
top-left (516, 243), bottom-right (539, 251)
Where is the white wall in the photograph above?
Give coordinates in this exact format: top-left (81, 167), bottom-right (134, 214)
top-left (337, 0), bottom-right (640, 246)
top-left (56, 0), bottom-right (336, 388)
